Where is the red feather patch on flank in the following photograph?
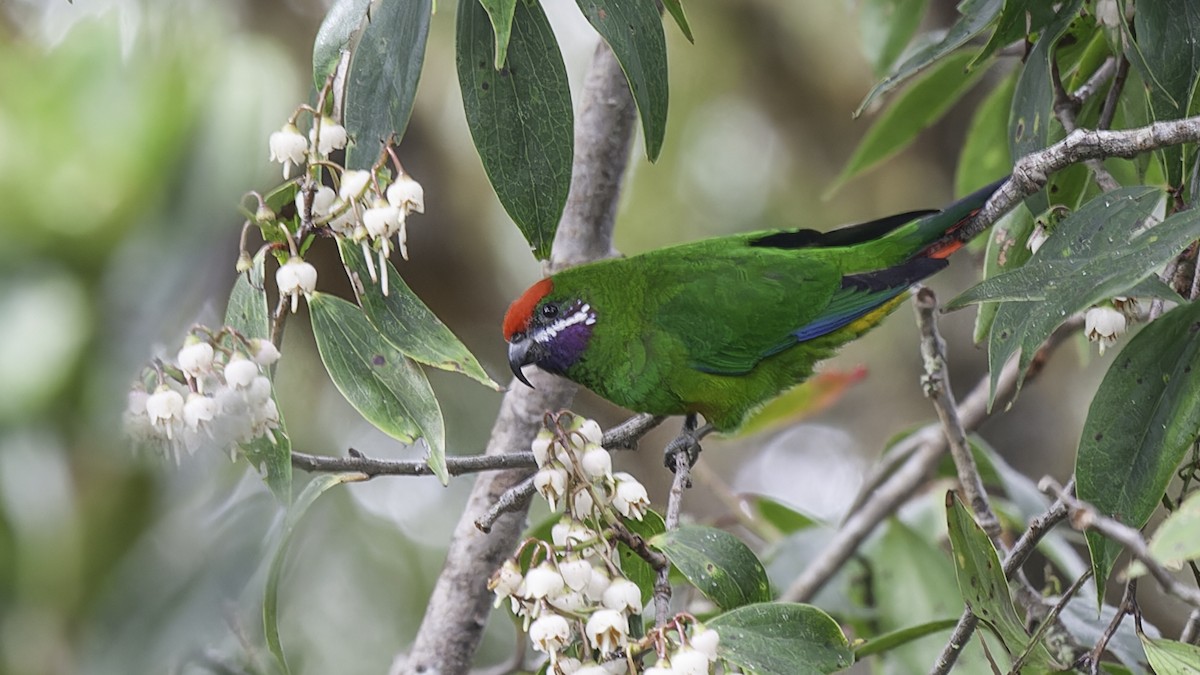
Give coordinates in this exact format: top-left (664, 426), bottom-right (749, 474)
top-left (924, 207), bottom-right (982, 260)
top-left (503, 278), bottom-right (554, 340)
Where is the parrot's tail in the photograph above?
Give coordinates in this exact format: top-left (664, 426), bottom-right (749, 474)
top-left (910, 177), bottom-right (1007, 260)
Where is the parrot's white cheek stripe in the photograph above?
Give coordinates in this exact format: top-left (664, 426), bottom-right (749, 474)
top-left (535, 303), bottom-right (596, 343)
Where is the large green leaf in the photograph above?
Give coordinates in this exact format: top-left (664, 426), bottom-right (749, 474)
top-left (859, 0), bottom-right (929, 77)
top-left (1129, 1), bottom-right (1200, 188)
top-left (312, 0), bottom-right (371, 90)
top-left (1009, 0), bottom-right (1084, 216)
top-left (650, 525), bottom-right (770, 610)
top-left (946, 492), bottom-right (1059, 669)
top-left (708, 602), bottom-right (854, 674)
top-left (343, 0), bottom-right (432, 170)
top-left (972, 205), bottom-right (1034, 345)
top-left (576, 0), bottom-right (668, 162)
top-left (479, 0), bottom-right (516, 68)
top-left (338, 240), bottom-right (499, 389)
top-left (1140, 636), bottom-right (1200, 674)
top-left (856, 0), bottom-right (1001, 114)
top-left (947, 187), bottom-right (1200, 402)
top-left (832, 50), bottom-right (986, 193)
top-left (265, 472), bottom-right (367, 674)
top-left (457, 0), bottom-right (572, 260)
top-left (1077, 300), bottom-right (1200, 602)
top-left (308, 292), bottom-right (447, 483)
top-left (968, 0), bottom-right (1057, 69)
top-left (955, 69), bottom-right (1014, 199)
top-left (225, 252), bottom-right (291, 503)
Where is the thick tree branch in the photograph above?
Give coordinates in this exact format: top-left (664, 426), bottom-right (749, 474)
top-left (398, 43), bottom-right (637, 675)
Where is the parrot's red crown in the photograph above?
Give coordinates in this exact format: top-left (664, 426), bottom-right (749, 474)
top-left (503, 278), bottom-right (554, 340)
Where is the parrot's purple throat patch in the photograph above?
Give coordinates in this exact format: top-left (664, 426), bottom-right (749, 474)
top-left (537, 302), bottom-right (596, 373)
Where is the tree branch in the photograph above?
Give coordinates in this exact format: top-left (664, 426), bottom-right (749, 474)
top-left (398, 42), bottom-right (637, 675)
top-left (959, 116), bottom-right (1200, 243)
top-left (913, 287), bottom-right (1003, 547)
top-left (291, 450), bottom-right (536, 477)
top-left (1041, 478), bottom-right (1200, 611)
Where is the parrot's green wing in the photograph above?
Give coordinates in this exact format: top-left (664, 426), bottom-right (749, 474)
top-left (653, 248), bottom-right (946, 376)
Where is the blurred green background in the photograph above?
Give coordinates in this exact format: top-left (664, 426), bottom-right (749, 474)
top-left (0, 1), bottom-right (1142, 673)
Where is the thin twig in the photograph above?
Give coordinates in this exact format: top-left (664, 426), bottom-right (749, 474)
top-left (913, 288), bottom-right (1004, 547)
top-left (602, 413), bottom-right (666, 449)
top-left (655, 446), bottom-right (693, 628)
top-left (1083, 579), bottom-right (1138, 674)
top-left (475, 476), bottom-right (537, 534)
top-left (1042, 479), bottom-right (1200, 610)
top-left (1098, 57), bottom-right (1130, 131)
top-left (292, 450), bottom-right (537, 477)
top-left (1181, 609), bottom-right (1200, 645)
top-left (1052, 57), bottom-right (1121, 191)
top-left (1011, 569), bottom-right (1093, 673)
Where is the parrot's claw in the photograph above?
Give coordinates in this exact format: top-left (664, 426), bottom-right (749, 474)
top-left (663, 415), bottom-right (713, 472)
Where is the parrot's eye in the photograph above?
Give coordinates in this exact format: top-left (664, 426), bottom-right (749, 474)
top-left (541, 303), bottom-right (559, 319)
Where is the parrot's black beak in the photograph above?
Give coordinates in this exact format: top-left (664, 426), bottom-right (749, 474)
top-left (507, 336), bottom-right (537, 388)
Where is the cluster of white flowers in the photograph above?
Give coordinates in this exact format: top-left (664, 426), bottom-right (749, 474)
top-left (124, 331), bottom-right (282, 464)
top-left (1085, 298), bottom-right (1135, 355)
top-left (490, 414), bottom-right (726, 674)
top-left (265, 107), bottom-right (425, 301)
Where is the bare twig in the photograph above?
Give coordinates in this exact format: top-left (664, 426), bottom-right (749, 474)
top-left (1181, 609), bottom-right (1200, 645)
top-left (292, 450), bottom-right (536, 477)
top-left (1042, 479), bottom-right (1200, 610)
top-left (474, 476), bottom-right (536, 534)
top-left (913, 288), bottom-right (1003, 547)
top-left (1011, 569), bottom-right (1093, 673)
top-left (1084, 579), bottom-right (1138, 674)
top-left (655, 448), bottom-right (693, 628)
top-left (399, 42), bottom-right (637, 675)
top-left (602, 413), bottom-right (666, 449)
top-left (1097, 57), bottom-right (1130, 131)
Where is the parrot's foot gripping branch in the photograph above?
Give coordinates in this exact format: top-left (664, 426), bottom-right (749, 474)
top-left (663, 414), bottom-right (713, 473)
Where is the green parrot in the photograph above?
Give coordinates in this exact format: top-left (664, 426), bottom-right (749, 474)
top-left (504, 179), bottom-right (1004, 434)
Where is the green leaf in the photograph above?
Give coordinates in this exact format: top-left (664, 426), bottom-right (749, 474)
top-left (749, 494), bottom-right (820, 537)
top-left (457, 0), bottom-right (572, 260)
top-left (955, 69), bottom-right (1014, 199)
top-left (859, 0), bottom-right (929, 77)
top-left (343, 0), bottom-right (432, 170)
top-left (1147, 490), bottom-right (1200, 571)
top-left (617, 510), bottom-right (665, 605)
top-left (265, 472), bottom-right (367, 674)
top-left (1009, 0), bottom-right (1084, 216)
top-left (968, 0), bottom-right (1056, 70)
top-left (708, 602), bottom-right (854, 674)
top-left (479, 0), bottom-right (516, 68)
top-left (338, 240), bottom-right (500, 388)
top-left (650, 525), bottom-right (770, 610)
top-left (661, 0), bottom-right (693, 43)
top-left (312, 0), bottom-right (371, 90)
top-left (1129, 1), bottom-right (1200, 188)
top-left (945, 492), bottom-right (1059, 669)
top-left (854, 618), bottom-right (961, 658)
top-left (831, 50), bottom-right (985, 194)
top-left (948, 187), bottom-right (1200, 402)
top-left (1140, 636), bottom-right (1200, 674)
top-left (1077, 299), bottom-right (1200, 601)
top-left (225, 250), bottom-right (270, 341)
top-left (575, 0), bottom-right (668, 161)
top-left (871, 517), bottom-right (988, 672)
top-left (973, 205), bottom-right (1034, 345)
top-left (308, 292), bottom-right (447, 484)
top-left (225, 252), bottom-right (291, 502)
top-left (855, 0), bottom-right (1001, 115)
